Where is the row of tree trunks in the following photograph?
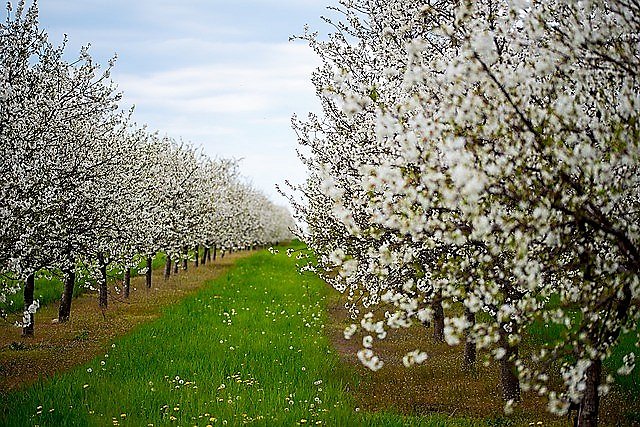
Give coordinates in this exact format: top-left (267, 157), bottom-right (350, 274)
top-left (430, 297), bottom-right (519, 404)
top-left (23, 243), bottom-right (231, 337)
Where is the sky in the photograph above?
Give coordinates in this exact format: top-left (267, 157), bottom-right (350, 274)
top-left (37, 0), bottom-right (336, 206)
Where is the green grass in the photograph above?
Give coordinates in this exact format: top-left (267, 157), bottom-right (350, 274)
top-left (0, 243), bottom-right (483, 426)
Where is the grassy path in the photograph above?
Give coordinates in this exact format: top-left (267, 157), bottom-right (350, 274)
top-left (0, 244), bottom-right (481, 427)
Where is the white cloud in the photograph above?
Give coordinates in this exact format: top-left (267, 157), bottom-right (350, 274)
top-left (38, 1), bottom-right (327, 205)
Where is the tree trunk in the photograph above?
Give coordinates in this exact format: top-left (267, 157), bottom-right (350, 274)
top-left (577, 359), bottom-right (602, 427)
top-left (99, 259), bottom-right (108, 309)
top-left (194, 245), bottom-right (199, 267)
top-left (22, 273), bottom-right (35, 337)
top-left (164, 256), bottom-right (171, 280)
top-left (499, 342), bottom-right (521, 402)
top-left (463, 307), bottom-right (476, 370)
top-left (146, 256), bottom-right (152, 288)
top-left (173, 258), bottom-right (179, 274)
top-left (201, 246), bottom-right (208, 265)
top-left (221, 249), bottom-right (225, 259)
top-left (431, 291), bottom-right (445, 343)
top-left (123, 267), bottom-right (131, 298)
top-left (182, 246), bottom-right (188, 271)
top-left (212, 245), bottom-right (217, 261)
top-left (58, 268), bottom-right (76, 322)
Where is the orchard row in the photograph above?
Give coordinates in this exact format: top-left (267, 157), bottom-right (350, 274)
top-left (290, 1), bottom-right (639, 426)
top-left (0, 3), bottom-right (294, 334)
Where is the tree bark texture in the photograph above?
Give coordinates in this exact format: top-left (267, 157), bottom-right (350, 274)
top-left (201, 246), bottom-right (208, 265)
top-left (58, 268), bottom-right (76, 322)
top-left (194, 245), bottom-right (199, 267)
top-left (22, 273), bottom-right (35, 337)
top-left (123, 267), bottom-right (131, 298)
top-left (499, 341), bottom-right (521, 402)
top-left (212, 245), bottom-right (217, 261)
top-left (173, 259), bottom-right (179, 274)
top-left (431, 291), bottom-right (445, 343)
top-left (146, 256), bottom-right (152, 288)
top-left (99, 260), bottom-right (108, 309)
top-left (182, 247), bottom-right (188, 271)
top-left (463, 307), bottom-right (476, 370)
top-left (577, 359), bottom-right (602, 427)
top-left (164, 256), bottom-right (172, 280)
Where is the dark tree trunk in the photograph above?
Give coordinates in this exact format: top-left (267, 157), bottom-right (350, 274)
top-left (58, 268), bottom-right (76, 322)
top-left (164, 256), bottom-right (172, 280)
top-left (213, 245), bottom-right (217, 261)
top-left (221, 249), bottom-right (225, 259)
top-left (123, 267), bottom-right (131, 298)
top-left (201, 246), bottom-right (208, 265)
top-left (577, 359), bottom-right (601, 427)
top-left (182, 246), bottom-right (188, 271)
top-left (431, 291), bottom-right (445, 343)
top-left (146, 256), bottom-right (152, 288)
top-left (463, 307), bottom-right (476, 370)
top-left (98, 258), bottom-right (108, 309)
top-left (173, 259), bottom-right (179, 274)
top-left (208, 245), bottom-right (213, 262)
top-left (22, 273), bottom-right (35, 337)
top-left (194, 245), bottom-right (199, 267)
top-left (499, 341), bottom-right (521, 402)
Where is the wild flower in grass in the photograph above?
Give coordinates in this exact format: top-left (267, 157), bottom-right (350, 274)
top-left (87, 368), bottom-right (93, 373)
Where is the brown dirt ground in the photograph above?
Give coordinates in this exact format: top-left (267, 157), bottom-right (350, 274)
top-left (0, 251), bottom-right (253, 393)
top-left (326, 295), bottom-right (640, 427)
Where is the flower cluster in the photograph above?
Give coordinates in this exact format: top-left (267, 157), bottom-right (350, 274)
top-left (290, 0), bottom-right (640, 424)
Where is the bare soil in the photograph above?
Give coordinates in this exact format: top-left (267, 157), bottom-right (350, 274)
top-left (326, 295), bottom-right (640, 426)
